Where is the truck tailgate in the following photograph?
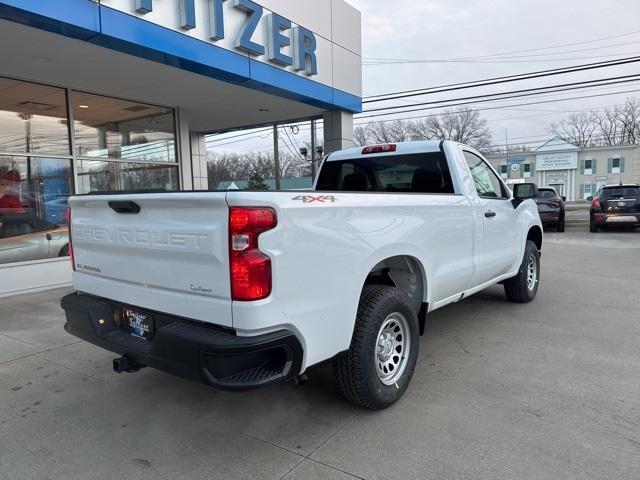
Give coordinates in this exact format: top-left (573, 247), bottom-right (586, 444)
top-left (68, 192), bottom-right (232, 327)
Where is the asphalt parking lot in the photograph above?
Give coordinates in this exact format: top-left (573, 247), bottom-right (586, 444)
top-left (1, 224), bottom-right (639, 480)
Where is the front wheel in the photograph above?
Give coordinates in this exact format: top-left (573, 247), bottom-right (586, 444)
top-left (333, 285), bottom-right (419, 410)
top-left (557, 221), bottom-right (565, 232)
top-left (589, 221), bottom-right (598, 233)
top-left (504, 240), bottom-right (540, 303)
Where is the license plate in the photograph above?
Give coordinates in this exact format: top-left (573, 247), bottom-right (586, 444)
top-left (606, 216), bottom-right (637, 223)
top-left (122, 308), bottom-right (154, 341)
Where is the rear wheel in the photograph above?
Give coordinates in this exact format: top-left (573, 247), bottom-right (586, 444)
top-left (333, 285), bottom-right (419, 410)
top-left (59, 244), bottom-right (70, 257)
top-left (557, 221), bottom-right (565, 233)
top-left (589, 221), bottom-right (598, 233)
top-left (504, 240), bottom-right (540, 303)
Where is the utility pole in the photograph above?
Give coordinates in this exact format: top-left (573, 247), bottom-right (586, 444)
top-left (273, 124), bottom-right (281, 190)
top-left (505, 128), bottom-right (509, 180)
top-left (310, 119), bottom-right (316, 180)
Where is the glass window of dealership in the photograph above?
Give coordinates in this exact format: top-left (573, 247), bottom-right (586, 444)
top-left (0, 77), bottom-right (180, 266)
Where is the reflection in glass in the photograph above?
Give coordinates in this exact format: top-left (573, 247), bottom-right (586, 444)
top-left (0, 156), bottom-right (72, 264)
top-left (0, 78), bottom-right (70, 156)
top-left (77, 159), bottom-right (179, 193)
top-left (73, 92), bottom-right (176, 163)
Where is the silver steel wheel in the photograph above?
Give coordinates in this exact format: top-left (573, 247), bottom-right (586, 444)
top-left (526, 253), bottom-right (538, 291)
top-left (375, 312), bottom-right (410, 385)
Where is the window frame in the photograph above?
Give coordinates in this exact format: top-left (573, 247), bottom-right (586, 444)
top-left (584, 159), bottom-right (593, 175)
top-left (611, 157), bottom-right (621, 174)
top-left (462, 150), bottom-right (510, 201)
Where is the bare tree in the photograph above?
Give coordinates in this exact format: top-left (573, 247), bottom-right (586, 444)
top-left (207, 150), bottom-right (311, 189)
top-left (410, 107), bottom-right (493, 153)
top-left (548, 112), bottom-right (600, 147)
top-left (594, 106), bottom-right (623, 146)
top-left (357, 120), bottom-right (411, 145)
top-left (353, 125), bottom-right (368, 147)
top-left (620, 98), bottom-right (640, 145)
top-left (549, 99), bottom-right (640, 147)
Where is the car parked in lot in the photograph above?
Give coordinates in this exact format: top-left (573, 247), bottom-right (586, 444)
top-left (535, 187), bottom-right (566, 232)
top-left (0, 213), bottom-right (69, 263)
top-left (61, 141), bottom-right (543, 409)
top-left (589, 184), bottom-right (640, 233)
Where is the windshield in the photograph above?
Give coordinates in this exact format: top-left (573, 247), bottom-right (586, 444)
top-left (538, 189), bottom-right (557, 199)
top-left (316, 152), bottom-right (455, 194)
top-left (600, 187), bottom-right (640, 199)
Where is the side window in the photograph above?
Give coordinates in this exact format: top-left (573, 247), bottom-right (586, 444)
top-left (463, 151), bottom-right (508, 199)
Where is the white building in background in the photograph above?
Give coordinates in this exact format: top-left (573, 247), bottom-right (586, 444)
top-left (488, 136), bottom-right (640, 201)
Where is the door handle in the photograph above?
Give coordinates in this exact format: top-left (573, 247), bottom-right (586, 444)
top-left (484, 211), bottom-right (496, 218)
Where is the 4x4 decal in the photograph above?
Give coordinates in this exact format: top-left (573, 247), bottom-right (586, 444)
top-left (292, 195), bottom-right (337, 203)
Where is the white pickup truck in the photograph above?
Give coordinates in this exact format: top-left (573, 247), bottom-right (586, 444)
top-left (61, 141), bottom-right (542, 409)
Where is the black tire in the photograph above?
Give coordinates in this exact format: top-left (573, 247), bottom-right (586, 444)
top-left (589, 221), bottom-right (598, 233)
top-left (333, 285), bottom-right (419, 410)
top-left (504, 240), bottom-right (540, 303)
top-left (557, 221), bottom-right (565, 233)
top-left (59, 244), bottom-right (70, 257)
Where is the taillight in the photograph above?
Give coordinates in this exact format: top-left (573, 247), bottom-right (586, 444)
top-left (362, 144), bottom-right (397, 154)
top-left (66, 208), bottom-right (75, 271)
top-left (592, 197), bottom-right (601, 209)
top-left (229, 207), bottom-right (277, 301)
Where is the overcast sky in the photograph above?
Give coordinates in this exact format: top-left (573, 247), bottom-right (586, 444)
top-left (210, 0), bottom-right (640, 154)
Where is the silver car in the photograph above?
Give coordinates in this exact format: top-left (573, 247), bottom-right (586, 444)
top-left (0, 213), bottom-right (69, 264)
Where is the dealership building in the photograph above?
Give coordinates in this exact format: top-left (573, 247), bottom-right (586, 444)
top-left (0, 0), bottom-right (362, 296)
top-left (487, 136), bottom-right (640, 201)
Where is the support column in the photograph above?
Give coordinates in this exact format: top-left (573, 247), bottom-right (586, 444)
top-left (190, 132), bottom-right (209, 190)
top-left (323, 110), bottom-right (354, 155)
top-left (175, 107), bottom-right (194, 191)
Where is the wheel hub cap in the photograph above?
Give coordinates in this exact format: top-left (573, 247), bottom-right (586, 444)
top-left (375, 313), bottom-right (410, 385)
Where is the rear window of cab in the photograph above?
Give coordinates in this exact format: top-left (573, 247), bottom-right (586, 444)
top-left (316, 152), bottom-right (455, 194)
top-left (600, 187), bottom-right (640, 199)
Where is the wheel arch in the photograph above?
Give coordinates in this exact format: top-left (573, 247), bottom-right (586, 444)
top-left (527, 225), bottom-right (543, 251)
top-left (362, 254), bottom-right (429, 335)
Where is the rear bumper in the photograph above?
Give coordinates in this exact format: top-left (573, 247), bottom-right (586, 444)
top-left (592, 213), bottom-right (640, 226)
top-left (538, 208), bottom-right (563, 225)
top-left (60, 293), bottom-right (303, 390)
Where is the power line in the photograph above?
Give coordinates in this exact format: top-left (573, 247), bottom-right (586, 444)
top-left (352, 90), bottom-right (640, 120)
top-left (364, 40), bottom-right (640, 64)
top-left (356, 87), bottom-right (640, 121)
top-left (361, 75), bottom-right (640, 114)
top-left (363, 53), bottom-right (640, 65)
top-left (363, 29), bottom-right (640, 64)
top-left (363, 55), bottom-right (640, 102)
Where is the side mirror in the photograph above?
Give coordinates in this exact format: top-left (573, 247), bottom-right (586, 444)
top-left (513, 183), bottom-right (538, 200)
top-left (586, 196), bottom-right (593, 202)
top-left (512, 183), bottom-right (538, 209)
top-left (561, 196), bottom-right (567, 202)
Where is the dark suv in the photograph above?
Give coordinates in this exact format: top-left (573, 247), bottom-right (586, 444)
top-left (534, 187), bottom-right (566, 232)
top-left (589, 184), bottom-right (640, 233)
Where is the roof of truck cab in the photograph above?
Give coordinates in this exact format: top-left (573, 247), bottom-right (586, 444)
top-left (326, 140), bottom-right (445, 161)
